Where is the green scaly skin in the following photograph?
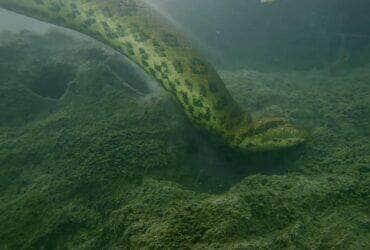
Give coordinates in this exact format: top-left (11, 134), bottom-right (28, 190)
top-left (0, 0), bottom-right (306, 152)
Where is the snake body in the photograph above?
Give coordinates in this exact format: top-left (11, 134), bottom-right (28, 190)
top-left (0, 0), bottom-right (305, 151)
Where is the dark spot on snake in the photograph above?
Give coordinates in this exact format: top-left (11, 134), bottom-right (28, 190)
top-left (174, 60), bottom-right (184, 74)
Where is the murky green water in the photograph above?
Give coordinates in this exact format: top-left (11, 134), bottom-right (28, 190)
top-left (0, 1), bottom-right (369, 249)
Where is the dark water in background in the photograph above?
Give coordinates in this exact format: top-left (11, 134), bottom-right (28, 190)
top-left (147, 0), bottom-right (370, 70)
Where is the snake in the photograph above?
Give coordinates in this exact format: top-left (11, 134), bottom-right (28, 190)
top-left (0, 0), bottom-right (306, 152)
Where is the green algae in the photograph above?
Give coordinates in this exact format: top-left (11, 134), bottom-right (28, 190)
top-left (0, 29), bottom-right (369, 249)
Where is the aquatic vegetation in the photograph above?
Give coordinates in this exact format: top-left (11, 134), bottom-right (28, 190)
top-left (0, 29), bottom-right (369, 249)
top-left (0, 0), bottom-right (306, 152)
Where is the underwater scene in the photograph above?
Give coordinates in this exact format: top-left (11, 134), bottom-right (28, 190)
top-left (0, 0), bottom-right (369, 249)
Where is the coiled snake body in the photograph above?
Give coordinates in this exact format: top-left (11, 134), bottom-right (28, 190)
top-left (0, 0), bottom-right (306, 152)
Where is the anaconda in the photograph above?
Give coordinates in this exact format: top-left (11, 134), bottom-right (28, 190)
top-left (0, 0), bottom-right (306, 152)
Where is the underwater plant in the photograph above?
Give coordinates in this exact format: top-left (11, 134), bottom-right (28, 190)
top-left (0, 24), bottom-right (369, 249)
top-left (0, 0), bottom-right (306, 152)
